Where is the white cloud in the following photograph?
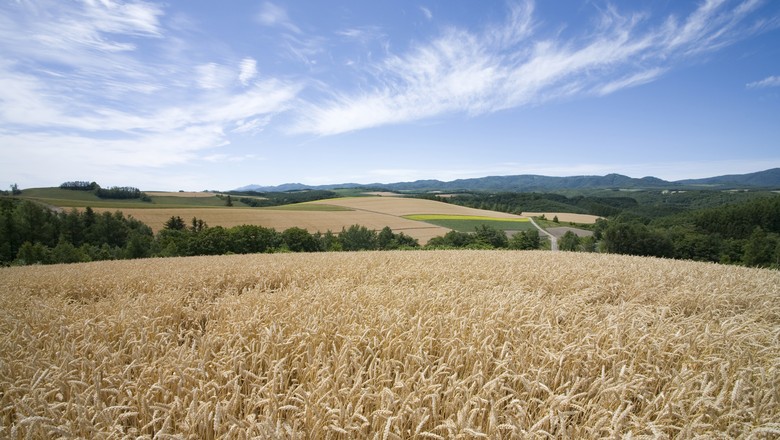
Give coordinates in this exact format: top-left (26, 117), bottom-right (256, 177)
top-left (292, 0), bottom-right (771, 136)
top-left (256, 2), bottom-right (300, 34)
top-left (596, 68), bottom-right (666, 96)
top-left (420, 6), bottom-right (433, 21)
top-left (746, 75), bottom-right (780, 89)
top-left (0, 0), bottom-right (302, 179)
top-left (239, 58), bottom-right (258, 85)
top-left (196, 62), bottom-right (233, 89)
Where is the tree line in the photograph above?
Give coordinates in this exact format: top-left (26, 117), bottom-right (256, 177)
top-left (60, 181), bottom-right (150, 201)
top-left (0, 200), bottom-right (425, 265)
top-left (424, 191), bottom-right (780, 268)
top-left (3, 194), bottom-right (778, 268)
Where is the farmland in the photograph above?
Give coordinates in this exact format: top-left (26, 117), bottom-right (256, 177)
top-left (86, 196), bottom-right (533, 243)
top-left (403, 214), bottom-right (535, 233)
top-left (1, 251), bottom-right (778, 438)
top-left (521, 212), bottom-right (602, 224)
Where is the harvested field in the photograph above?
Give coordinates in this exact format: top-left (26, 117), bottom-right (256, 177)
top-left (93, 207), bottom-right (449, 244)
top-left (311, 196), bottom-right (525, 218)
top-left (1, 251), bottom-right (778, 438)
top-left (404, 214), bottom-right (529, 222)
top-left (146, 191), bottom-right (220, 198)
top-left (522, 212), bottom-right (602, 224)
top-left (361, 191), bottom-right (403, 197)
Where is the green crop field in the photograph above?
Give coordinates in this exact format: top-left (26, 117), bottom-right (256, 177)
top-left (403, 214), bottom-right (535, 232)
top-left (19, 188), bottom-right (239, 209)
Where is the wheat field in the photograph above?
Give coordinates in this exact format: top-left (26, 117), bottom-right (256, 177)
top-left (91, 207), bottom-right (451, 243)
top-left (1, 251), bottom-right (779, 439)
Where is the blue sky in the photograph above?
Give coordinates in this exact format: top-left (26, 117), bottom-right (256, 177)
top-left (1, 0), bottom-right (778, 191)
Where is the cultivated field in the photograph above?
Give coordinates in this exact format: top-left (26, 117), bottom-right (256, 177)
top-left (2, 252), bottom-right (778, 438)
top-left (404, 215), bottom-right (534, 233)
top-left (92, 206), bottom-right (451, 244)
top-left (145, 192), bottom-right (221, 198)
top-left (311, 197), bottom-right (525, 219)
top-left (522, 212), bottom-right (602, 224)
top-left (93, 197), bottom-right (529, 243)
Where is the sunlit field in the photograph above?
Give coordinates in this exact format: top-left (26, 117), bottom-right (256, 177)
top-left (2, 251), bottom-right (778, 438)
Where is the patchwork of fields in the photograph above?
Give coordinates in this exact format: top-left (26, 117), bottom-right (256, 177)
top-left (403, 214), bottom-right (535, 233)
top-left (23, 188), bottom-right (606, 243)
top-left (1, 251), bottom-right (778, 438)
top-left (91, 196), bottom-right (534, 243)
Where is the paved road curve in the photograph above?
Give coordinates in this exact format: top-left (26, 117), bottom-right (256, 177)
top-left (528, 217), bottom-right (558, 251)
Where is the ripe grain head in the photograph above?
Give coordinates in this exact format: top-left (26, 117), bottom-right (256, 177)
top-left (1, 251), bottom-right (778, 438)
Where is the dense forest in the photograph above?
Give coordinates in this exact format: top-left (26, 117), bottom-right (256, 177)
top-left (0, 199), bottom-right (422, 265)
top-left (433, 190), bottom-right (780, 267)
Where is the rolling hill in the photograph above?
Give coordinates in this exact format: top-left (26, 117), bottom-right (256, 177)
top-left (236, 168), bottom-right (780, 193)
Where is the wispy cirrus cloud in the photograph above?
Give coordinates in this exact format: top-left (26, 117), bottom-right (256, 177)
top-left (239, 58), bottom-right (258, 85)
top-left (292, 0), bottom-right (773, 136)
top-left (0, 0), bottom-right (301, 180)
top-left (746, 75), bottom-right (780, 89)
top-left (419, 6), bottom-right (433, 21)
top-left (256, 2), bottom-right (301, 34)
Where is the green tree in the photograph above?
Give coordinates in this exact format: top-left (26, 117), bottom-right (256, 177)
top-left (164, 215), bottom-right (186, 231)
top-left (474, 224), bottom-right (508, 248)
top-left (282, 227), bottom-right (318, 252)
top-left (377, 226), bottom-right (396, 250)
top-left (15, 242), bottom-right (50, 265)
top-left (190, 217), bottom-right (207, 233)
top-left (315, 230), bottom-right (341, 251)
top-left (228, 225), bottom-right (281, 254)
top-left (742, 227), bottom-right (774, 267)
top-left (125, 231), bottom-right (152, 259)
top-left (603, 221), bottom-right (673, 258)
top-left (509, 229), bottom-right (541, 250)
top-left (578, 235), bottom-right (597, 252)
top-left (339, 225), bottom-right (377, 251)
top-left (558, 231), bottom-right (580, 251)
top-left (51, 237), bottom-right (88, 264)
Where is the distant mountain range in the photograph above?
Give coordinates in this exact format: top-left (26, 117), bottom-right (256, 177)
top-left (234, 168), bottom-right (780, 193)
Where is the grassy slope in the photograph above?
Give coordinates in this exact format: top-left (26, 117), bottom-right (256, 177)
top-left (405, 217), bottom-right (537, 232)
top-left (20, 188), bottom-right (235, 209)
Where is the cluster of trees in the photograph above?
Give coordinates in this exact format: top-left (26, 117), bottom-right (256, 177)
top-left (1, 184), bottom-right (22, 196)
top-left (60, 181), bottom-right (99, 191)
top-left (436, 189), bottom-right (777, 220)
top-left (156, 217), bottom-right (420, 256)
top-left (427, 226), bottom-right (542, 250)
top-left (0, 200), bottom-right (425, 266)
top-left (226, 190), bottom-right (338, 207)
top-left (437, 192), bottom-right (638, 217)
top-left (429, 190), bottom-right (780, 268)
top-left (556, 197), bottom-right (780, 267)
top-left (95, 186), bottom-right (148, 200)
top-left (4, 190), bottom-right (779, 268)
top-left (60, 181), bottom-right (150, 201)
top-left (1, 199), bottom-right (153, 265)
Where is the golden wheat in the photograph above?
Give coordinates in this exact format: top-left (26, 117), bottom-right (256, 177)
top-left (91, 207), bottom-right (450, 243)
top-left (1, 251), bottom-right (778, 438)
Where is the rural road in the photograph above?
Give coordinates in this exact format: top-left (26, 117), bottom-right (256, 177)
top-left (528, 217), bottom-right (558, 251)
